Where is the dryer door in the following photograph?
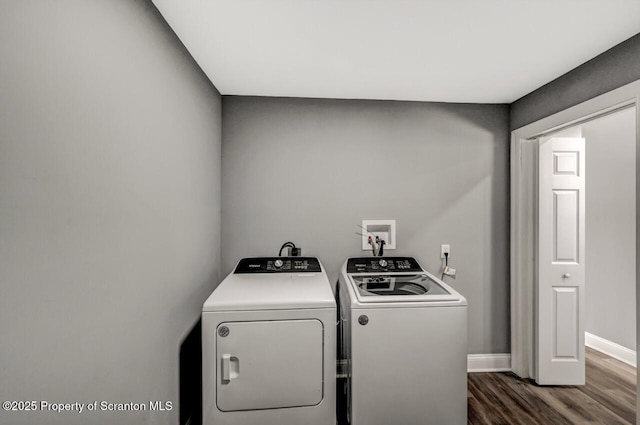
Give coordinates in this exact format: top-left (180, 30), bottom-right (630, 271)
top-left (216, 319), bottom-right (324, 411)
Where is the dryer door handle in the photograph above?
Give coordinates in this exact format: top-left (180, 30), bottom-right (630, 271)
top-left (221, 354), bottom-right (239, 383)
top-left (222, 354), bottom-right (231, 382)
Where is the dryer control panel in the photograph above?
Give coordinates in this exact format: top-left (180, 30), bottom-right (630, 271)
top-left (346, 257), bottom-right (422, 273)
top-left (235, 257), bottom-right (322, 273)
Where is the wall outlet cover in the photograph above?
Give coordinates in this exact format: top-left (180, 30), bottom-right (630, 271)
top-left (361, 220), bottom-right (396, 250)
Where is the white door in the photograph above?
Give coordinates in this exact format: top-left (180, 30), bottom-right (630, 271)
top-left (536, 136), bottom-right (586, 385)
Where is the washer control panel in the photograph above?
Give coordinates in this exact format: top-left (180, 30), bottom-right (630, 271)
top-left (346, 257), bottom-right (422, 273)
top-left (235, 257), bottom-right (321, 273)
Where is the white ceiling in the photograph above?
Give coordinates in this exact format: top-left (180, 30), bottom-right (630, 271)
top-left (152, 0), bottom-right (640, 104)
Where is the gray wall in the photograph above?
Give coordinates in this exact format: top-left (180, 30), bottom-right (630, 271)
top-left (0, 1), bottom-right (221, 425)
top-left (221, 96), bottom-right (510, 354)
top-left (584, 108), bottom-right (636, 350)
top-left (510, 32), bottom-right (640, 130)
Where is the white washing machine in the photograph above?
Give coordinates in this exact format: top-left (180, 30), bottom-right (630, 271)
top-left (337, 257), bottom-right (467, 425)
top-left (202, 257), bottom-right (336, 425)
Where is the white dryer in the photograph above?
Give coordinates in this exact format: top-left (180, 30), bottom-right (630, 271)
top-left (338, 257), bottom-right (467, 425)
top-left (202, 257), bottom-right (336, 425)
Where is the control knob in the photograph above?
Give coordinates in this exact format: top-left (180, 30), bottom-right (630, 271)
top-left (274, 259), bottom-right (284, 268)
top-left (378, 259), bottom-right (388, 267)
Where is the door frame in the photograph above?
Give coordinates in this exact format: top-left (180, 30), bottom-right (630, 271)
top-left (510, 79), bottom-right (640, 379)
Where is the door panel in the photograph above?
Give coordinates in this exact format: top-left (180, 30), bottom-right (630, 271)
top-left (553, 286), bottom-right (579, 358)
top-left (216, 319), bottom-right (324, 411)
top-left (553, 190), bottom-right (579, 262)
top-left (537, 137), bottom-right (585, 385)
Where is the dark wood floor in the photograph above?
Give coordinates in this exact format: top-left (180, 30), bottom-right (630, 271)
top-left (468, 347), bottom-right (637, 424)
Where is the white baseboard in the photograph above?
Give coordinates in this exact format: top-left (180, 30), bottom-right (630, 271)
top-left (467, 353), bottom-right (511, 372)
top-left (585, 332), bottom-right (637, 367)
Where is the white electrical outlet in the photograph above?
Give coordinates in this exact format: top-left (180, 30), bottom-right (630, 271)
top-left (440, 244), bottom-right (450, 259)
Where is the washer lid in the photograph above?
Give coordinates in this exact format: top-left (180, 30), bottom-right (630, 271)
top-left (351, 274), bottom-right (461, 303)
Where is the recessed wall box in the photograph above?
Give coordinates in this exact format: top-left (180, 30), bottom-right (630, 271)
top-left (361, 220), bottom-right (396, 250)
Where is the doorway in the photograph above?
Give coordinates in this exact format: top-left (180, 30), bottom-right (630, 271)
top-left (582, 108), bottom-right (636, 370)
top-left (510, 79), bottom-right (640, 393)
top-left (545, 109), bottom-right (637, 372)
